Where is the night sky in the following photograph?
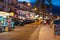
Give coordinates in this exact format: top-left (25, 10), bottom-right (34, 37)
top-left (18, 0), bottom-right (60, 6)
top-left (45, 0), bottom-right (60, 6)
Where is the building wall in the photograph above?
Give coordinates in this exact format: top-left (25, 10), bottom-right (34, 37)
top-left (0, 0), bottom-right (18, 11)
top-left (3, 0), bottom-right (17, 5)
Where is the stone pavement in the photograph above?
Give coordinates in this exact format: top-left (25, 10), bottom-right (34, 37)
top-left (38, 25), bottom-right (58, 40)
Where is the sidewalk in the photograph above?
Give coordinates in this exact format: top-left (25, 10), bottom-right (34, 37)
top-left (38, 25), bottom-right (55, 40)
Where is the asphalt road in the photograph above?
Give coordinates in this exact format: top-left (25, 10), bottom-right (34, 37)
top-left (0, 24), bottom-right (40, 40)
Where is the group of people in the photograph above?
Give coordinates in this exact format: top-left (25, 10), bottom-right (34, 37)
top-left (43, 16), bottom-right (60, 28)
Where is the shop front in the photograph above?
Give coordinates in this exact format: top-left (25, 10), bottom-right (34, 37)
top-left (0, 11), bottom-right (15, 32)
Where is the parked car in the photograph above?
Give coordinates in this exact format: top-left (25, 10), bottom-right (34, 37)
top-left (24, 19), bottom-right (35, 24)
top-left (18, 19), bottom-right (24, 26)
top-left (54, 20), bottom-right (60, 35)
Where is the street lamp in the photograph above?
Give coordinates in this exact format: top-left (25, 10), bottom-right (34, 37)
top-left (34, 8), bottom-right (37, 11)
top-left (27, 3), bottom-right (31, 6)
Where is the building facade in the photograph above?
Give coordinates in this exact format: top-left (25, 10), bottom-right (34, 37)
top-left (0, 0), bottom-right (18, 12)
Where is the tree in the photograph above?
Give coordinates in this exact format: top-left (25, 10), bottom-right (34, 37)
top-left (35, 0), bottom-right (41, 6)
top-left (34, 0), bottom-right (44, 14)
top-left (41, 0), bottom-right (45, 9)
top-left (47, 0), bottom-right (52, 11)
top-left (35, 0), bottom-right (46, 10)
top-left (35, 0), bottom-right (52, 13)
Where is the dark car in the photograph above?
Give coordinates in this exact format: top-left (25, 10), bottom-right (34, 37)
top-left (18, 19), bottom-right (24, 26)
top-left (14, 16), bottom-right (24, 26)
top-left (24, 19), bottom-right (35, 24)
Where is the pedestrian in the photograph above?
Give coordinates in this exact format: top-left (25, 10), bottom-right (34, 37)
top-left (7, 16), bottom-right (12, 31)
top-left (43, 19), bottom-right (46, 25)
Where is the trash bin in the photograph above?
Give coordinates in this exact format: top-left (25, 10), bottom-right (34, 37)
top-left (5, 26), bottom-right (9, 32)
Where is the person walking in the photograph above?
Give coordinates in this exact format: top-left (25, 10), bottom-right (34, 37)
top-left (7, 16), bottom-right (12, 31)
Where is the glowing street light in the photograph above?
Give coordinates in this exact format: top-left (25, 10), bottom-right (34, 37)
top-left (34, 8), bottom-right (37, 11)
top-left (27, 3), bottom-right (31, 6)
top-left (10, 12), bottom-right (14, 16)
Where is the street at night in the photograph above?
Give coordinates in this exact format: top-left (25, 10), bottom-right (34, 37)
top-left (0, 0), bottom-right (60, 40)
top-left (0, 23), bottom-right (40, 40)
top-left (0, 23), bottom-right (60, 40)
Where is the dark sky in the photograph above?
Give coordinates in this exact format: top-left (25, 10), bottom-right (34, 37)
top-left (45, 0), bottom-right (60, 6)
